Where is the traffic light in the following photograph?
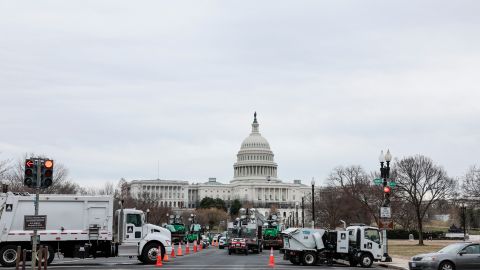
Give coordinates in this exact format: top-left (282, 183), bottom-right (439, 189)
top-left (41, 160), bottom-right (54, 188)
top-left (24, 159), bottom-right (37, 188)
top-left (383, 185), bottom-right (391, 206)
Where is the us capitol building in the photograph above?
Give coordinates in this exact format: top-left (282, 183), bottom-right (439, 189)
top-left (130, 113), bottom-right (311, 219)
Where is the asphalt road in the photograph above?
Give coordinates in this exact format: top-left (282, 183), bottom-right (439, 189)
top-left (9, 247), bottom-right (384, 270)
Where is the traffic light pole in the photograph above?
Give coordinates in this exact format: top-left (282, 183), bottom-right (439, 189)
top-left (380, 160), bottom-right (392, 263)
top-left (31, 158), bottom-right (42, 270)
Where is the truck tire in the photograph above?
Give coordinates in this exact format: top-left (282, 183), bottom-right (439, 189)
top-left (359, 253), bottom-right (373, 268)
top-left (301, 251), bottom-right (317, 266)
top-left (244, 249), bottom-right (248, 255)
top-left (141, 242), bottom-right (165, 264)
top-left (0, 245), bottom-right (19, 267)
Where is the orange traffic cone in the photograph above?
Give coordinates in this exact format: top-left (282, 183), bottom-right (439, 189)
top-left (164, 253), bottom-right (169, 262)
top-left (177, 243), bottom-right (183, 256)
top-left (171, 244), bottom-right (176, 258)
top-left (156, 246), bottom-right (163, 267)
top-left (186, 242), bottom-right (190, 254)
top-left (268, 247), bottom-right (275, 267)
top-left (199, 241), bottom-right (203, 251)
top-left (193, 240), bottom-right (198, 253)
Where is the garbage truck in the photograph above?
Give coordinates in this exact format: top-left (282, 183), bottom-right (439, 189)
top-left (281, 224), bottom-right (383, 268)
top-left (0, 192), bottom-right (172, 267)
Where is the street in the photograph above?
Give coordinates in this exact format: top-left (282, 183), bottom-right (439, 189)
top-left (8, 247), bottom-right (384, 270)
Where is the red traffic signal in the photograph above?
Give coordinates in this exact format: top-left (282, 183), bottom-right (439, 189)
top-left (25, 160), bottom-right (34, 168)
top-left (383, 186), bottom-right (391, 193)
top-left (41, 160), bottom-right (54, 188)
top-left (24, 159), bottom-right (37, 188)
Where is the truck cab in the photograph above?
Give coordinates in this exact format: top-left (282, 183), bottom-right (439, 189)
top-left (115, 209), bottom-right (172, 264)
top-left (346, 225), bottom-right (383, 267)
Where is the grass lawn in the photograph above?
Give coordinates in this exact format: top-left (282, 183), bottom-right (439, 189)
top-left (388, 240), bottom-right (462, 259)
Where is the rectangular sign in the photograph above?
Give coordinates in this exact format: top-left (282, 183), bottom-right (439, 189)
top-left (378, 218), bottom-right (394, 230)
top-left (24, 215), bottom-right (47, 230)
top-left (373, 178), bottom-right (383, 185)
top-left (380, 207), bottom-right (391, 218)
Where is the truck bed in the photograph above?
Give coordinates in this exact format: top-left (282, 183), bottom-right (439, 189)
top-left (0, 193), bottom-right (113, 243)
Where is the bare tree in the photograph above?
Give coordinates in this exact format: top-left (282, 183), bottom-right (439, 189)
top-left (463, 165), bottom-right (480, 199)
top-left (328, 166), bottom-right (383, 225)
top-left (394, 155), bottom-right (456, 245)
top-left (0, 153), bottom-right (10, 181)
top-left (195, 208), bottom-right (229, 229)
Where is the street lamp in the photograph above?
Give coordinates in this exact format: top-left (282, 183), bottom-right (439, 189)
top-left (295, 201), bottom-right (299, 227)
top-left (301, 196), bottom-right (305, 228)
top-left (311, 178), bottom-right (315, 229)
top-left (460, 202), bottom-right (467, 241)
top-left (146, 209), bottom-right (150, 223)
top-left (379, 149), bottom-right (392, 262)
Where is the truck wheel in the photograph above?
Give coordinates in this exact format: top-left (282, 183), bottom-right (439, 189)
top-left (141, 242), bottom-right (165, 264)
top-left (302, 251), bottom-right (317, 266)
top-left (0, 245), bottom-right (18, 267)
top-left (359, 253), bottom-right (373, 268)
top-left (244, 249), bottom-right (248, 255)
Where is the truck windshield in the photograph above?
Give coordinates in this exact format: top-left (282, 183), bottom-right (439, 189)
top-left (364, 228), bottom-right (381, 244)
top-left (127, 214), bottom-right (142, 227)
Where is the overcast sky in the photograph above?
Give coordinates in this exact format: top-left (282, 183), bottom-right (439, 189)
top-left (1, 1), bottom-right (479, 187)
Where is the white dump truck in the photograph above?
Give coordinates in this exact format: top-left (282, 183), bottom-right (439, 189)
top-left (281, 225), bottom-right (383, 268)
top-left (0, 192), bottom-right (172, 267)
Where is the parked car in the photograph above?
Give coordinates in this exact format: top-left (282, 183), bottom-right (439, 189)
top-left (409, 242), bottom-right (480, 270)
top-left (219, 236), bottom-right (227, 249)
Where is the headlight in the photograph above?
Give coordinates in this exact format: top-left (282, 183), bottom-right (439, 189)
top-left (422, 256), bottom-right (436, 261)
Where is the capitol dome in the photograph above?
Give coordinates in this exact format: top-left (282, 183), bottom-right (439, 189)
top-left (232, 112), bottom-right (279, 183)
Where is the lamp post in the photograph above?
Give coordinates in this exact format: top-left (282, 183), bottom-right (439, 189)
top-left (301, 196), bottom-right (305, 228)
top-left (295, 202), bottom-right (299, 227)
top-left (311, 178), bottom-right (315, 228)
top-left (379, 150), bottom-right (392, 262)
top-left (146, 209), bottom-right (150, 223)
top-left (460, 203), bottom-right (467, 241)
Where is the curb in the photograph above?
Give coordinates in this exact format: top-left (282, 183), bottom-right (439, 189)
top-left (375, 262), bottom-right (408, 270)
top-left (337, 259), bottom-right (408, 270)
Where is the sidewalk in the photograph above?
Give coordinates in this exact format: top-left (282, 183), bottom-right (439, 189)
top-left (375, 256), bottom-right (409, 270)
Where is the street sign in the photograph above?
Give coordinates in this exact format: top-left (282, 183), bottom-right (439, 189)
top-left (24, 215), bottom-right (47, 230)
top-left (378, 219), bottom-right (394, 230)
top-left (373, 178), bottom-right (383, 185)
top-left (388, 181), bottom-right (396, 187)
top-left (380, 207), bottom-right (391, 218)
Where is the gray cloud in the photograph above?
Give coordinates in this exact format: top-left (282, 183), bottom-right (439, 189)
top-left (1, 0), bottom-right (479, 187)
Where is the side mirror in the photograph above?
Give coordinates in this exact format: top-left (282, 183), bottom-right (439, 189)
top-left (458, 250), bottom-right (467, 256)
